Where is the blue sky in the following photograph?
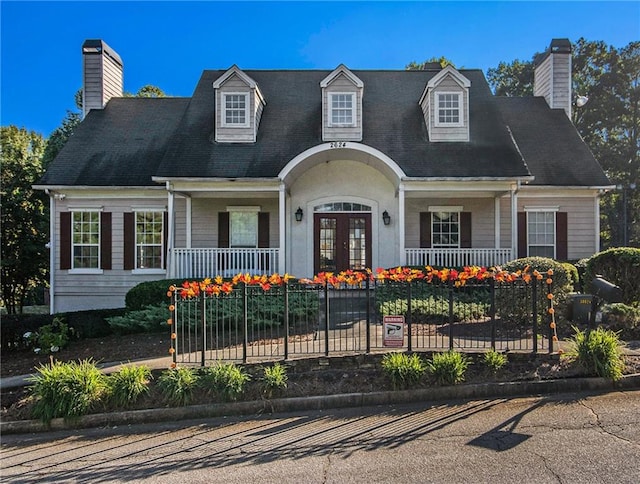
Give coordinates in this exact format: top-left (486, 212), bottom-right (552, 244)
top-left (1, 1), bottom-right (638, 136)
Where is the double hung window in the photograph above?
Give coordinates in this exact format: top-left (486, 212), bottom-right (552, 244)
top-left (230, 209), bottom-right (259, 248)
top-left (72, 211), bottom-right (100, 269)
top-left (527, 211), bottom-right (556, 258)
top-left (135, 211), bottom-right (164, 269)
top-left (432, 211), bottom-right (460, 248)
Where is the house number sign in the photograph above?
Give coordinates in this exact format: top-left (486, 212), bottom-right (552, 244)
top-left (329, 142), bottom-right (347, 148)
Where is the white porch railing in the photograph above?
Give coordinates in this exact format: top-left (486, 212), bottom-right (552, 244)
top-left (170, 248), bottom-right (281, 279)
top-left (405, 248), bottom-right (513, 268)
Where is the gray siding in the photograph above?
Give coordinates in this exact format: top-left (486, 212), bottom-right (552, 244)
top-left (533, 53), bottom-right (571, 118)
top-left (53, 196), bottom-right (169, 312)
top-left (82, 48), bottom-right (123, 117)
top-left (322, 73), bottom-right (363, 141)
top-left (424, 76), bottom-right (469, 142)
top-left (405, 198), bottom-right (495, 248)
top-left (215, 73), bottom-right (265, 143)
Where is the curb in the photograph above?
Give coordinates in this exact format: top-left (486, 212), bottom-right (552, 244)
top-left (3, 373), bottom-right (639, 435)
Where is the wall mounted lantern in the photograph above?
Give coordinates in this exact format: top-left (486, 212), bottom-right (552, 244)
top-left (382, 210), bottom-right (391, 226)
top-left (295, 207), bottom-right (304, 222)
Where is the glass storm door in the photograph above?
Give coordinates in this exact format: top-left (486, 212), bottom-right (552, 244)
top-left (314, 213), bottom-right (371, 273)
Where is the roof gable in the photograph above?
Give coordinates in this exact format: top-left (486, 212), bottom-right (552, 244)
top-left (320, 64), bottom-right (364, 88)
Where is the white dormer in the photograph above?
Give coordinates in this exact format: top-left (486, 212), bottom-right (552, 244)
top-left (321, 65), bottom-right (364, 142)
top-left (419, 65), bottom-right (471, 142)
top-left (213, 66), bottom-right (266, 143)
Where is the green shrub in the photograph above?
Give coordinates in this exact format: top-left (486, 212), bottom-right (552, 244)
top-left (158, 367), bottom-right (199, 406)
top-left (106, 304), bottom-right (169, 334)
top-left (568, 327), bottom-right (625, 381)
top-left (28, 359), bottom-right (108, 423)
top-left (262, 363), bottom-right (288, 398)
top-left (602, 303), bottom-right (640, 336)
top-left (199, 362), bottom-right (251, 401)
top-left (427, 351), bottom-right (470, 385)
top-left (482, 349), bottom-right (508, 373)
top-left (496, 257), bottom-right (572, 325)
top-left (125, 279), bottom-right (185, 311)
top-left (561, 262), bottom-right (579, 291)
top-left (108, 365), bottom-right (152, 408)
top-left (379, 297), bottom-right (489, 323)
top-left (381, 352), bottom-right (427, 389)
top-left (584, 248), bottom-right (640, 305)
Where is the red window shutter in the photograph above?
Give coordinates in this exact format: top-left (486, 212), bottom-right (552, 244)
top-left (123, 212), bottom-right (135, 270)
top-left (60, 212), bottom-right (71, 270)
top-left (218, 212), bottom-right (230, 248)
top-left (100, 212), bottom-right (112, 270)
top-left (460, 212), bottom-right (472, 248)
top-left (556, 212), bottom-right (568, 260)
top-left (517, 212), bottom-right (527, 258)
top-left (258, 212), bottom-right (270, 248)
top-left (420, 212), bottom-right (431, 248)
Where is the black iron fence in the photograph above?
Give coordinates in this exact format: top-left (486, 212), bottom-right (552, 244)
top-left (169, 271), bottom-right (555, 366)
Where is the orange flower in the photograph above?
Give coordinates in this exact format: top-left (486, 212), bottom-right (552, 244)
top-left (547, 293), bottom-right (554, 300)
top-left (168, 304), bottom-right (175, 311)
top-left (167, 318), bottom-right (173, 325)
top-left (547, 269), bottom-right (554, 276)
top-left (170, 362), bottom-right (177, 369)
top-left (550, 322), bottom-right (556, 329)
top-left (168, 347), bottom-right (175, 354)
top-left (171, 333), bottom-right (177, 339)
top-left (546, 278), bottom-right (553, 285)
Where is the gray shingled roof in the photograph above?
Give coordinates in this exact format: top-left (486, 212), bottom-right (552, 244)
top-left (39, 98), bottom-right (190, 186)
top-left (38, 69), bottom-right (609, 187)
top-left (494, 97), bottom-right (610, 186)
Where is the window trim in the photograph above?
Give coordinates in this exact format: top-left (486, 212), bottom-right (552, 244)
top-left (133, 210), bottom-right (165, 271)
top-left (221, 92), bottom-right (250, 128)
top-left (525, 209), bottom-right (557, 258)
top-left (328, 92), bottom-right (356, 127)
top-left (431, 210), bottom-right (461, 249)
top-left (227, 206), bottom-right (260, 248)
top-left (434, 91), bottom-right (464, 127)
top-left (69, 209), bottom-right (102, 273)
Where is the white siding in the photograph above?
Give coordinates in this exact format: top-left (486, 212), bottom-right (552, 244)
top-left (533, 52), bottom-right (571, 118)
top-left (82, 48), bottom-right (123, 117)
top-left (425, 76), bottom-right (469, 142)
top-left (214, 73), bottom-right (265, 143)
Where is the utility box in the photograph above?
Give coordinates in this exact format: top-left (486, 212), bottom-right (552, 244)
top-left (569, 294), bottom-right (593, 323)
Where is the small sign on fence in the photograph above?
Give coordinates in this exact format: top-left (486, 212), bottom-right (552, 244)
top-left (383, 315), bottom-right (405, 347)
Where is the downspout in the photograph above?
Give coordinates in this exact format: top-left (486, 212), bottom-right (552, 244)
top-left (510, 181), bottom-right (521, 259)
top-left (45, 189), bottom-right (55, 314)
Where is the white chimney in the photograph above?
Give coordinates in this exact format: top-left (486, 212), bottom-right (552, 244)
top-left (82, 39), bottom-right (123, 118)
top-left (533, 39), bottom-right (572, 119)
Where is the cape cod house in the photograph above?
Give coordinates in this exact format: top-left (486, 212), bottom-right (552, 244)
top-left (35, 39), bottom-right (612, 313)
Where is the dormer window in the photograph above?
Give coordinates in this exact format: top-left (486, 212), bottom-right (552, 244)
top-left (330, 93), bottom-right (355, 126)
top-left (222, 93), bottom-right (249, 127)
top-left (321, 65), bottom-right (364, 142)
top-left (213, 66), bottom-right (266, 143)
top-left (419, 65), bottom-right (471, 142)
top-left (435, 92), bottom-right (463, 126)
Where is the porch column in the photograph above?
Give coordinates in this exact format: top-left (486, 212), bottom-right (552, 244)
top-left (167, 186), bottom-right (175, 277)
top-left (494, 196), bottom-right (501, 249)
top-left (510, 183), bottom-right (519, 258)
top-left (279, 183), bottom-right (286, 274)
top-left (399, 183), bottom-right (406, 266)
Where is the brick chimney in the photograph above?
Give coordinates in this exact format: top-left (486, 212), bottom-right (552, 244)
top-left (82, 39), bottom-right (123, 118)
top-left (533, 39), bottom-right (572, 119)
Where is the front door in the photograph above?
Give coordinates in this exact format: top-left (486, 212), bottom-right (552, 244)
top-left (314, 213), bottom-right (371, 273)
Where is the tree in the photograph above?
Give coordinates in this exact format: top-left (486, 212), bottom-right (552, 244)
top-left (1, 126), bottom-right (48, 314)
top-left (486, 38), bottom-right (640, 249)
top-left (406, 56), bottom-right (456, 70)
top-left (130, 85), bottom-right (166, 98)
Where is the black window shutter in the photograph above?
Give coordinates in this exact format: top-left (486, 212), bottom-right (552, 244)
top-left (218, 212), bottom-right (230, 248)
top-left (460, 212), bottom-right (472, 248)
top-left (123, 212), bottom-right (135, 270)
top-left (258, 212), bottom-right (270, 248)
top-left (100, 212), bottom-right (112, 270)
top-left (420, 212), bottom-right (431, 248)
top-left (517, 212), bottom-right (527, 258)
top-left (60, 212), bottom-right (71, 270)
top-left (556, 212), bottom-right (568, 260)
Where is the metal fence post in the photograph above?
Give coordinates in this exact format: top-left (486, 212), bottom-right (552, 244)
top-left (171, 292), bottom-right (178, 367)
top-left (490, 278), bottom-right (496, 350)
top-left (284, 282), bottom-right (289, 360)
top-left (200, 292), bottom-right (206, 367)
top-left (547, 279), bottom-right (554, 354)
top-left (407, 281), bottom-right (413, 352)
top-left (324, 282), bottom-right (330, 356)
top-left (365, 276), bottom-right (371, 354)
top-left (532, 277), bottom-right (538, 354)
top-left (242, 282), bottom-right (248, 364)
top-left (448, 278), bottom-right (454, 351)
